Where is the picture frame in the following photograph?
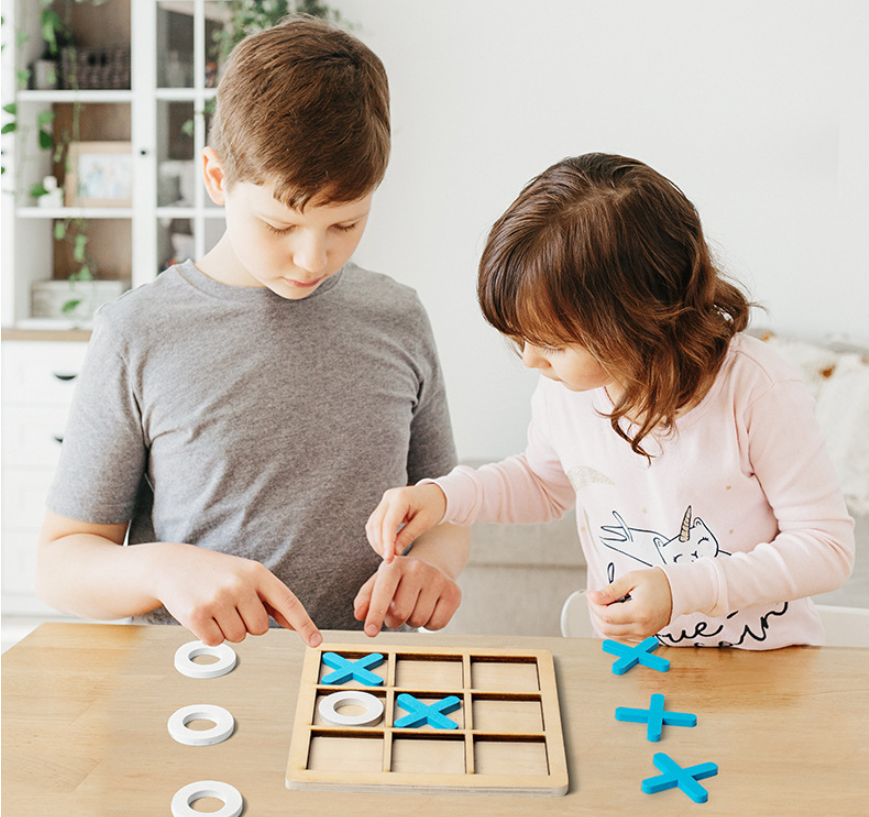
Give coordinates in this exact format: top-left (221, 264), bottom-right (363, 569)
top-left (64, 142), bottom-right (133, 207)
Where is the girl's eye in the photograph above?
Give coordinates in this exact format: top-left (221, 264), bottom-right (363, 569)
top-left (541, 344), bottom-right (564, 354)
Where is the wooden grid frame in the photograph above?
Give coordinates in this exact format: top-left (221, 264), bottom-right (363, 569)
top-left (286, 642), bottom-right (569, 796)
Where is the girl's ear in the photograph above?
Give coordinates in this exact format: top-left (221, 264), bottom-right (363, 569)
top-left (201, 147), bottom-right (227, 205)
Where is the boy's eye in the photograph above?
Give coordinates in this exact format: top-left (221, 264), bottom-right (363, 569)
top-left (263, 222), bottom-right (293, 235)
top-left (541, 344), bottom-right (564, 354)
top-left (333, 221), bottom-right (360, 233)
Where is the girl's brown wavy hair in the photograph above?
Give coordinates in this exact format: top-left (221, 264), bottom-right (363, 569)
top-left (478, 153), bottom-right (751, 458)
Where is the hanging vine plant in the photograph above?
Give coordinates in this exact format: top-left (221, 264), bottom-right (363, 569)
top-left (213, 0), bottom-right (344, 67)
top-left (5, 0), bottom-right (113, 320)
top-left (180, 0), bottom-right (345, 139)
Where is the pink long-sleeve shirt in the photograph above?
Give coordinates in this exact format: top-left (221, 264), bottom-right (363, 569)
top-left (434, 334), bottom-right (855, 648)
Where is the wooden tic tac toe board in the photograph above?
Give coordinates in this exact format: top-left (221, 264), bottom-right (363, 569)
top-left (286, 643), bottom-right (569, 796)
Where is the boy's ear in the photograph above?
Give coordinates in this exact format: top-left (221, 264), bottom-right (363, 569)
top-left (201, 147), bottom-right (227, 205)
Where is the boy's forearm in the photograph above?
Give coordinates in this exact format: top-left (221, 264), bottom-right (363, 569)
top-left (36, 535), bottom-right (169, 621)
top-left (405, 523), bottom-right (470, 580)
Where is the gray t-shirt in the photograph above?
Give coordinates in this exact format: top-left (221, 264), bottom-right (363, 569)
top-left (47, 260), bottom-right (457, 629)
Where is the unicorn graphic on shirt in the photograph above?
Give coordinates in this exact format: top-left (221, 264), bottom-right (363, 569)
top-left (599, 505), bottom-right (789, 647)
top-left (600, 506), bottom-right (726, 567)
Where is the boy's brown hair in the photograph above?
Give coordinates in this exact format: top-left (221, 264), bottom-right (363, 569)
top-left (478, 153), bottom-right (751, 457)
top-left (209, 14), bottom-right (390, 208)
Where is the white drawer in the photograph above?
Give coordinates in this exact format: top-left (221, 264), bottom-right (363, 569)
top-left (1, 405), bottom-right (69, 467)
top-left (1, 470), bottom-right (55, 529)
top-left (1, 340), bottom-right (90, 405)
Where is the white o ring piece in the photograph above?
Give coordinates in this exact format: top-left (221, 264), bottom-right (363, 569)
top-left (171, 780), bottom-right (243, 817)
top-left (318, 690), bottom-right (384, 727)
top-left (174, 641), bottom-right (237, 679)
top-left (168, 704), bottom-right (235, 747)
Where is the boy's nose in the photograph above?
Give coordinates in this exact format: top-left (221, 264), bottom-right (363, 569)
top-left (293, 235), bottom-right (328, 274)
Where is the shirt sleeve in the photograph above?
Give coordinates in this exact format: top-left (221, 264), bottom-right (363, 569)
top-left (432, 379), bottom-right (576, 526)
top-left (663, 376), bottom-right (856, 619)
top-left (46, 309), bottom-right (147, 524)
top-left (405, 299), bottom-right (458, 484)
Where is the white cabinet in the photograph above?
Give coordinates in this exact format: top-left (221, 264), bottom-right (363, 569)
top-left (1, 340), bottom-right (89, 614)
top-left (1, 0), bottom-right (227, 329)
top-left (0, 0), bottom-right (229, 614)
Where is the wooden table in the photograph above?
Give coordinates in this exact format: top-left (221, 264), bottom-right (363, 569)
top-left (2, 623), bottom-right (866, 815)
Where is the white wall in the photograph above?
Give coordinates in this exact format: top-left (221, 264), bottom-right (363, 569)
top-left (333, 0), bottom-right (868, 461)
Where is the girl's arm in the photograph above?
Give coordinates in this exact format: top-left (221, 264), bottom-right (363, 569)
top-left (354, 523), bottom-right (470, 635)
top-left (664, 378), bottom-right (855, 621)
top-left (367, 381), bottom-right (576, 561)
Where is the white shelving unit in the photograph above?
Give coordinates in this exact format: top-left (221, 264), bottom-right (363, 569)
top-left (0, 0), bottom-right (228, 626)
top-left (2, 0), bottom-right (227, 329)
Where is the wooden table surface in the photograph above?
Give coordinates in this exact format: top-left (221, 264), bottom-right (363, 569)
top-left (2, 622), bottom-right (867, 816)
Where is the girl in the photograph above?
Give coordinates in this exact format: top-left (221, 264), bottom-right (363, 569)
top-left (366, 153), bottom-right (855, 648)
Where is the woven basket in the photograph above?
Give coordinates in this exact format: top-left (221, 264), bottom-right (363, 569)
top-left (60, 46), bottom-right (131, 90)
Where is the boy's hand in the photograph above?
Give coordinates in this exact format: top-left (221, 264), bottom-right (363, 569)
top-left (586, 568), bottom-right (673, 642)
top-left (365, 483), bottom-right (447, 562)
top-left (353, 555), bottom-right (462, 636)
top-left (156, 545), bottom-right (322, 648)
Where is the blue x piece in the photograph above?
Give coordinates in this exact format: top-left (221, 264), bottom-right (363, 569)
top-left (642, 752), bottom-right (719, 803)
top-left (394, 693), bottom-right (461, 730)
top-left (602, 636), bottom-right (670, 675)
top-left (321, 652), bottom-right (385, 686)
top-left (615, 693), bottom-right (697, 741)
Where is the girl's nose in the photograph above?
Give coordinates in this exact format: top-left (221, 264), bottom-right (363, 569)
top-left (521, 343), bottom-right (548, 370)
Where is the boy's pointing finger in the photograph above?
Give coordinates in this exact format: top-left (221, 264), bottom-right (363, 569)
top-left (261, 578), bottom-right (322, 647)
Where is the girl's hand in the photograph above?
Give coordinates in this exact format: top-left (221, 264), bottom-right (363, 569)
top-left (353, 555), bottom-right (462, 636)
top-left (586, 568), bottom-right (673, 642)
top-left (155, 544), bottom-right (322, 648)
top-left (365, 483), bottom-right (447, 563)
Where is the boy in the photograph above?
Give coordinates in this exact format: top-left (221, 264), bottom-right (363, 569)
top-left (35, 16), bottom-right (469, 647)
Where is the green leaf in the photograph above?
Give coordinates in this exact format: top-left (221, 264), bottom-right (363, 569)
top-left (41, 8), bottom-right (64, 54)
top-left (2, 102), bottom-right (16, 115)
top-left (74, 234), bottom-right (88, 262)
top-left (61, 298), bottom-right (82, 314)
top-left (38, 129), bottom-right (53, 150)
top-left (37, 110), bottom-right (56, 127)
top-left (1, 122), bottom-right (16, 134)
top-left (54, 222), bottom-right (66, 241)
top-left (29, 181), bottom-right (49, 198)
top-left (77, 265), bottom-right (93, 281)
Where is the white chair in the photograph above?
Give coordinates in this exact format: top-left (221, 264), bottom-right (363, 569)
top-left (815, 604), bottom-right (869, 648)
top-left (560, 589), bottom-right (596, 638)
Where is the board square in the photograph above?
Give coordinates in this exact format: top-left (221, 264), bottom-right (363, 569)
top-left (308, 734), bottom-right (383, 773)
top-left (317, 652), bottom-right (387, 686)
top-left (394, 693), bottom-right (464, 729)
top-left (474, 738), bottom-right (549, 777)
top-left (392, 736), bottom-right (465, 774)
top-left (472, 697), bottom-right (543, 732)
top-left (314, 691), bottom-right (386, 727)
top-left (471, 659), bottom-right (540, 692)
top-left (287, 643), bottom-right (568, 796)
top-left (395, 657), bottom-right (463, 690)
